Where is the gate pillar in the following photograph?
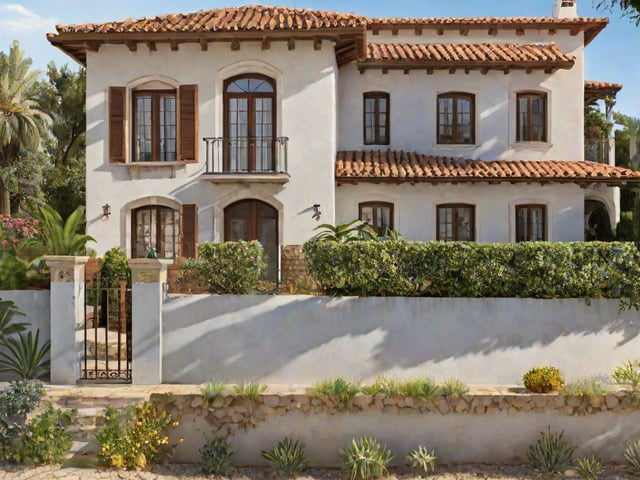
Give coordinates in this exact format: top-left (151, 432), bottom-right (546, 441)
top-left (45, 256), bottom-right (90, 385)
top-left (129, 259), bottom-right (166, 385)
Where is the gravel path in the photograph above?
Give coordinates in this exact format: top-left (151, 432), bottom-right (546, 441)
top-left (0, 464), bottom-right (630, 480)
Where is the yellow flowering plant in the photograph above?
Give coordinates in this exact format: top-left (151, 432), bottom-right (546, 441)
top-left (96, 401), bottom-right (179, 469)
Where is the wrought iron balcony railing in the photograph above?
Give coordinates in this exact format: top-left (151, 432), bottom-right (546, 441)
top-left (584, 138), bottom-right (610, 164)
top-left (203, 136), bottom-right (289, 174)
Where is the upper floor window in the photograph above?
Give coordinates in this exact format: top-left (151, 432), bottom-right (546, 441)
top-left (437, 204), bottom-right (475, 241)
top-left (363, 92), bottom-right (389, 145)
top-left (359, 201), bottom-right (393, 235)
top-left (437, 92), bottom-right (475, 144)
top-left (516, 204), bottom-right (546, 241)
top-left (133, 90), bottom-right (176, 162)
top-left (224, 74), bottom-right (276, 172)
top-left (517, 92), bottom-right (547, 142)
top-left (108, 84), bottom-right (198, 164)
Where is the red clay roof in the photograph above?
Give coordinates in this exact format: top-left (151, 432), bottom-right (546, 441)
top-left (363, 42), bottom-right (574, 70)
top-left (336, 150), bottom-right (640, 186)
top-left (584, 80), bottom-right (623, 103)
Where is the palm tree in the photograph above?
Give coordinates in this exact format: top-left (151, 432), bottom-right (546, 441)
top-left (0, 41), bottom-right (48, 214)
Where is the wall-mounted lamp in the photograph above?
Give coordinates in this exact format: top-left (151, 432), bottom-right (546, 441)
top-left (102, 203), bottom-right (111, 219)
top-left (312, 203), bottom-right (321, 220)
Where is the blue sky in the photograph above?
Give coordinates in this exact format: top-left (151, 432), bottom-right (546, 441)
top-left (1, 0), bottom-right (639, 119)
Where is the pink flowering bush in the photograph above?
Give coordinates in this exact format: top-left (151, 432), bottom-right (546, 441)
top-left (0, 214), bottom-right (47, 289)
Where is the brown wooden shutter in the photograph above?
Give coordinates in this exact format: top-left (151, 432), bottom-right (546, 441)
top-left (179, 84), bottom-right (198, 162)
top-left (109, 87), bottom-right (126, 163)
top-left (180, 203), bottom-right (198, 259)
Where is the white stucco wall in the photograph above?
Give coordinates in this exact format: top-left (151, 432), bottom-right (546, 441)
top-left (335, 182), bottom-right (584, 241)
top-left (85, 40), bottom-right (337, 255)
top-left (162, 295), bottom-right (638, 385)
top-left (338, 29), bottom-right (584, 161)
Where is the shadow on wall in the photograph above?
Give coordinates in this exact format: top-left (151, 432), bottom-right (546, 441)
top-left (161, 295), bottom-right (640, 384)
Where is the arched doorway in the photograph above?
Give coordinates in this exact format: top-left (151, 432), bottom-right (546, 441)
top-left (224, 199), bottom-right (278, 280)
top-left (585, 199), bottom-right (614, 241)
top-left (223, 74), bottom-right (276, 172)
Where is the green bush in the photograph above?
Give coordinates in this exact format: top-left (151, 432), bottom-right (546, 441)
top-left (303, 240), bottom-right (640, 299)
top-left (100, 247), bottom-right (130, 288)
top-left (261, 437), bottom-right (308, 475)
top-left (613, 359), bottom-right (640, 391)
top-left (523, 366), bottom-right (565, 393)
top-left (182, 241), bottom-right (265, 294)
top-left (339, 437), bottom-right (394, 480)
top-left (311, 377), bottom-right (360, 411)
top-left (527, 427), bottom-right (574, 473)
top-left (200, 436), bottom-right (234, 474)
top-left (576, 454), bottom-right (604, 480)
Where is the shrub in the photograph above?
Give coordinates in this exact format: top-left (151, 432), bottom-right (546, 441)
top-left (261, 437), bottom-right (308, 475)
top-left (233, 381), bottom-right (267, 402)
top-left (200, 436), bottom-right (234, 474)
top-left (311, 377), bottom-right (360, 411)
top-left (625, 439), bottom-right (640, 477)
top-left (576, 454), bottom-right (604, 480)
top-left (339, 437), bottom-right (394, 480)
top-left (9, 403), bottom-right (75, 465)
top-left (406, 445), bottom-right (437, 476)
top-left (100, 247), bottom-right (130, 288)
top-left (200, 382), bottom-right (226, 406)
top-left (362, 375), bottom-right (400, 396)
top-left (527, 427), bottom-right (574, 473)
top-left (96, 401), bottom-right (179, 469)
top-left (613, 359), bottom-right (640, 391)
top-left (0, 380), bottom-right (45, 459)
top-left (0, 216), bottom-right (47, 290)
top-left (0, 330), bottom-right (50, 380)
top-left (398, 377), bottom-right (439, 403)
top-left (182, 241), bottom-right (265, 294)
top-left (36, 205), bottom-right (95, 256)
top-left (439, 378), bottom-right (469, 398)
top-left (562, 377), bottom-right (610, 398)
top-left (523, 366), bottom-right (565, 393)
top-left (303, 240), bottom-right (640, 299)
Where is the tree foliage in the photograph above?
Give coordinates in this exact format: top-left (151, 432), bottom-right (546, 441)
top-left (595, 0), bottom-right (640, 25)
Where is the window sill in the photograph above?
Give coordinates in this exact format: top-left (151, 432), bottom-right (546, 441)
top-left (432, 143), bottom-right (478, 149)
top-left (510, 142), bottom-right (553, 149)
top-left (116, 161), bottom-right (189, 179)
top-left (200, 172), bottom-right (290, 184)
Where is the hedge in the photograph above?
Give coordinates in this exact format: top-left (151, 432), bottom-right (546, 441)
top-left (182, 241), bottom-right (265, 294)
top-left (302, 241), bottom-right (640, 298)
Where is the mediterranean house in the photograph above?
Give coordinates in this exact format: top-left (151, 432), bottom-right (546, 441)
top-left (47, 0), bottom-right (640, 280)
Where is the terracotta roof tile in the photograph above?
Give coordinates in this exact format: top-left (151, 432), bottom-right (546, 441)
top-left (584, 80), bottom-right (623, 102)
top-left (585, 80), bottom-right (623, 91)
top-left (336, 150), bottom-right (640, 186)
top-left (365, 42), bottom-right (574, 65)
top-left (54, 5), bottom-right (366, 34)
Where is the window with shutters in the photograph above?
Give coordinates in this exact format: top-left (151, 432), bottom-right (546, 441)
top-left (108, 84), bottom-right (198, 163)
top-left (132, 206), bottom-right (179, 259)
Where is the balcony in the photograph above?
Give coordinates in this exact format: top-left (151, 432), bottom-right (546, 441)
top-left (584, 138), bottom-right (613, 165)
top-left (202, 136), bottom-right (290, 184)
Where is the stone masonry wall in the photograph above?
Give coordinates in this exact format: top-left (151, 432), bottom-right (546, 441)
top-left (280, 245), bottom-right (316, 290)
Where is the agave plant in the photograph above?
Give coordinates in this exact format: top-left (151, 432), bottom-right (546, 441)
top-left (0, 299), bottom-right (28, 342)
top-left (37, 205), bottom-right (95, 255)
top-left (0, 329), bottom-right (51, 379)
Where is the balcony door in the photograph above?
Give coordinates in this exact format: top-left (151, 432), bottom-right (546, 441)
top-left (224, 199), bottom-right (278, 281)
top-left (224, 75), bottom-right (275, 172)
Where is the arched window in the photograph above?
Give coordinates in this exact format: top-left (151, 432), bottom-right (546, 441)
top-left (223, 74), bottom-right (276, 172)
top-left (132, 206), bottom-right (180, 259)
top-left (437, 92), bottom-right (475, 144)
top-left (436, 204), bottom-right (475, 241)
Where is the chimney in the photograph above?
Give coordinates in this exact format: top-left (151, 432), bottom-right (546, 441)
top-left (553, 0), bottom-right (578, 18)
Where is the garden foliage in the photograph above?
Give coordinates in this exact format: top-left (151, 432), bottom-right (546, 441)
top-left (303, 240), bottom-right (640, 298)
top-left (182, 241), bottom-right (265, 294)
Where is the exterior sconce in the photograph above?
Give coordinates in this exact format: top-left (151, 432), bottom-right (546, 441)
top-left (312, 203), bottom-right (321, 220)
top-left (102, 203), bottom-right (111, 219)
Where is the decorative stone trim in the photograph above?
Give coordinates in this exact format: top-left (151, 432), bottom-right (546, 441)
top-left (44, 256), bottom-right (90, 283)
top-left (129, 259), bottom-right (167, 284)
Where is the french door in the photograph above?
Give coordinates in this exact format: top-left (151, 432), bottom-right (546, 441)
top-left (224, 200), bottom-right (278, 281)
top-left (224, 75), bottom-right (275, 172)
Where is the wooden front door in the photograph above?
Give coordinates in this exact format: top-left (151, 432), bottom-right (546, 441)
top-left (224, 200), bottom-right (278, 280)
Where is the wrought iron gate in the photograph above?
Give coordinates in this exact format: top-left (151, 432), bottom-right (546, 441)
top-left (83, 273), bottom-right (132, 382)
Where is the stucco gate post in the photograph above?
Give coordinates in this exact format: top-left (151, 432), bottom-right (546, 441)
top-left (129, 259), bottom-right (167, 385)
top-left (45, 255), bottom-right (89, 385)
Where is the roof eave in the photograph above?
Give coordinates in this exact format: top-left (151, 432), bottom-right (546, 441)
top-left (335, 175), bottom-right (639, 187)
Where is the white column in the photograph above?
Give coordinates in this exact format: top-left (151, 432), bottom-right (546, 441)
top-left (44, 256), bottom-right (89, 385)
top-left (129, 259), bottom-right (166, 385)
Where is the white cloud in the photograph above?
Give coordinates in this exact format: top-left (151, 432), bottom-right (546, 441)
top-left (0, 4), bottom-right (56, 34)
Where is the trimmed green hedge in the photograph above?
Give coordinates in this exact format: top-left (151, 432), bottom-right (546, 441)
top-left (183, 241), bottom-right (265, 294)
top-left (303, 241), bottom-right (640, 298)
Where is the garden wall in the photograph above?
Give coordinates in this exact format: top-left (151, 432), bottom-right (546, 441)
top-left (162, 295), bottom-right (639, 385)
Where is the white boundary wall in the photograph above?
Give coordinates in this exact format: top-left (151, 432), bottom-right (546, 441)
top-left (162, 295), bottom-right (639, 385)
